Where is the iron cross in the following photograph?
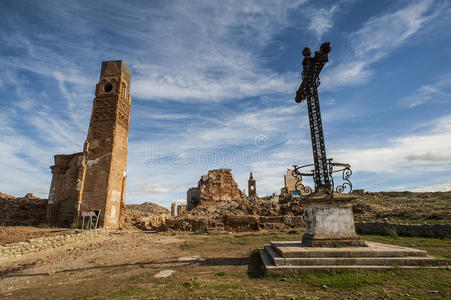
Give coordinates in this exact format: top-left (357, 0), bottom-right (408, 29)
top-left (295, 42), bottom-right (332, 194)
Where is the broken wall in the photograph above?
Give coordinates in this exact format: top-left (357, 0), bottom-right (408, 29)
top-left (0, 194), bottom-right (48, 226)
top-left (197, 169), bottom-right (244, 205)
top-left (47, 153), bottom-right (84, 227)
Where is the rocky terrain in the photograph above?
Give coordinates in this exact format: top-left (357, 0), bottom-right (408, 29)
top-left (352, 191), bottom-right (451, 224)
top-left (123, 202), bottom-right (171, 230)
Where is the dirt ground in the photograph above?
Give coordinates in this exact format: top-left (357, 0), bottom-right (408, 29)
top-left (0, 229), bottom-right (450, 299)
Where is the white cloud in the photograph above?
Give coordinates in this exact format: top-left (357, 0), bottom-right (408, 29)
top-left (133, 183), bottom-right (175, 195)
top-left (334, 113), bottom-right (451, 175)
top-left (126, 0), bottom-right (309, 102)
top-left (307, 5), bottom-right (339, 40)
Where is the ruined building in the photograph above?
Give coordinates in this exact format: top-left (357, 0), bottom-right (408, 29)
top-left (187, 169), bottom-right (244, 210)
top-left (47, 60), bottom-right (132, 229)
top-left (176, 204), bottom-right (187, 216)
top-left (171, 202), bottom-right (177, 217)
top-left (187, 187), bottom-right (200, 210)
top-left (248, 172), bottom-right (256, 198)
top-left (283, 168), bottom-right (301, 195)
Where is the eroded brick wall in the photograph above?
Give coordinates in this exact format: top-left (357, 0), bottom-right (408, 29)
top-left (197, 169), bottom-right (244, 204)
top-left (47, 153), bottom-right (84, 227)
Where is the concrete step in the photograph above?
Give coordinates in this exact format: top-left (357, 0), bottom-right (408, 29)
top-left (258, 249), bottom-right (448, 275)
top-left (270, 241), bottom-right (428, 258)
top-left (281, 256), bottom-right (445, 266)
top-left (259, 248), bottom-right (274, 268)
top-left (263, 245), bottom-right (284, 266)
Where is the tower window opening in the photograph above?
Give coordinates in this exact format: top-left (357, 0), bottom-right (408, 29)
top-left (122, 82), bottom-right (126, 98)
top-left (104, 83), bottom-right (113, 92)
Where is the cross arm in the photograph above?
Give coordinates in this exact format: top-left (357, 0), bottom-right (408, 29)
top-left (294, 42), bottom-right (332, 103)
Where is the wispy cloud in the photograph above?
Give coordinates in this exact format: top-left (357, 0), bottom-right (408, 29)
top-left (322, 0), bottom-right (445, 89)
top-left (1, 0), bottom-right (450, 205)
top-left (400, 73), bottom-right (451, 108)
top-left (307, 5), bottom-right (339, 41)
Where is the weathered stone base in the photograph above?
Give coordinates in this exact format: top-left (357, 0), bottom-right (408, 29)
top-left (302, 194), bottom-right (364, 247)
top-left (259, 241), bottom-right (447, 273)
top-left (302, 233), bottom-right (366, 247)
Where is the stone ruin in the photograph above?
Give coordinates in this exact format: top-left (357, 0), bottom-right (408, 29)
top-left (0, 193), bottom-right (48, 226)
top-left (171, 203), bottom-right (187, 217)
top-left (187, 169), bottom-right (245, 210)
top-left (165, 169), bottom-right (305, 232)
top-left (47, 60), bottom-right (132, 229)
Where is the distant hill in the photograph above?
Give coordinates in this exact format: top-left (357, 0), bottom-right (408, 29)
top-left (352, 191), bottom-right (451, 224)
top-left (0, 192), bottom-right (15, 199)
top-left (126, 202), bottom-right (170, 215)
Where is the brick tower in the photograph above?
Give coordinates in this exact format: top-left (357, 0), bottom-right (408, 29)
top-left (79, 60), bottom-right (132, 229)
top-left (248, 172), bottom-right (256, 198)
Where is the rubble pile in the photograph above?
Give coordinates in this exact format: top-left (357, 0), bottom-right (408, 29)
top-left (123, 202), bottom-right (171, 230)
top-left (166, 194), bottom-right (305, 232)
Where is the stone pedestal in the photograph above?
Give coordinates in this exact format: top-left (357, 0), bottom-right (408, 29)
top-left (258, 192), bottom-right (448, 271)
top-left (302, 193), bottom-right (365, 247)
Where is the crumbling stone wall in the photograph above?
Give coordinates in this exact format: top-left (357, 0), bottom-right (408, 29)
top-left (177, 204), bottom-right (187, 216)
top-left (165, 214), bottom-right (304, 232)
top-left (164, 217), bottom-right (210, 232)
top-left (0, 194), bottom-right (48, 226)
top-left (187, 188), bottom-right (200, 210)
top-left (0, 229), bottom-right (107, 257)
top-left (196, 169), bottom-right (244, 206)
top-left (47, 153), bottom-right (84, 227)
top-left (224, 215), bottom-right (260, 231)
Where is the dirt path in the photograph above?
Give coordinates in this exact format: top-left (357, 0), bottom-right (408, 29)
top-left (0, 231), bottom-right (450, 299)
top-left (0, 231), bottom-right (187, 298)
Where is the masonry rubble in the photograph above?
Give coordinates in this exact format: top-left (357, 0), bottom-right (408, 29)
top-left (0, 229), bottom-right (108, 257)
top-left (165, 169), bottom-right (305, 232)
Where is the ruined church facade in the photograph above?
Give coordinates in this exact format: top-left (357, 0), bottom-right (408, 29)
top-left (47, 60), bottom-right (132, 229)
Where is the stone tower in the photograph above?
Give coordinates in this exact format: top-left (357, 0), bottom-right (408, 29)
top-left (47, 60), bottom-right (132, 229)
top-left (79, 60), bottom-right (132, 229)
top-left (248, 172), bottom-right (256, 198)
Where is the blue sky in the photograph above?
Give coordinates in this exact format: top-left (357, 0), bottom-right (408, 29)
top-left (1, 0), bottom-right (450, 208)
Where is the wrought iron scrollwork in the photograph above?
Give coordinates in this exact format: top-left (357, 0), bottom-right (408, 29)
top-left (329, 161), bottom-right (352, 194)
top-left (292, 159), bottom-right (353, 197)
top-left (291, 164), bottom-right (314, 196)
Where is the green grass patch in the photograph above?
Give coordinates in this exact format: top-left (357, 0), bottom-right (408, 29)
top-left (432, 253), bottom-right (451, 262)
top-left (108, 286), bottom-right (148, 298)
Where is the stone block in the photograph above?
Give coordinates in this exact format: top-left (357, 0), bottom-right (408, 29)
top-left (302, 195), bottom-right (365, 247)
